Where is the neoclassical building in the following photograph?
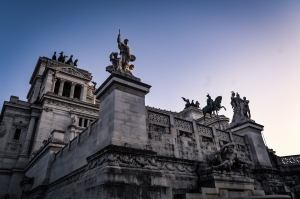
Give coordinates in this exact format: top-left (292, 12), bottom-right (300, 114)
top-left (0, 54), bottom-right (299, 199)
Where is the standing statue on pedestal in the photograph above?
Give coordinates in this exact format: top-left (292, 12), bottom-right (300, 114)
top-left (230, 91), bottom-right (251, 128)
top-left (106, 30), bottom-right (136, 75)
top-left (202, 94), bottom-right (226, 121)
top-left (117, 30), bottom-right (136, 73)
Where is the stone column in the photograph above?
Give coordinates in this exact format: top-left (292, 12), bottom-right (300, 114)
top-left (21, 116), bottom-right (36, 155)
top-left (69, 82), bottom-right (76, 98)
top-left (58, 79), bottom-right (65, 96)
top-left (51, 78), bottom-right (57, 92)
top-left (80, 84), bottom-right (87, 102)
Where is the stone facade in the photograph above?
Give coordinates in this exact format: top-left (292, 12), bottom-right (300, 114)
top-left (0, 55), bottom-right (299, 199)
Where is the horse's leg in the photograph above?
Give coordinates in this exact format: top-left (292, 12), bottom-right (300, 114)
top-left (222, 106), bottom-right (227, 111)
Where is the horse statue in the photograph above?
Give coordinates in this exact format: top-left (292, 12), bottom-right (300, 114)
top-left (202, 96), bottom-right (226, 121)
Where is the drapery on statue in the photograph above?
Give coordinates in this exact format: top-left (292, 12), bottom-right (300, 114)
top-left (230, 91), bottom-right (251, 127)
top-left (117, 29), bottom-right (136, 72)
top-left (207, 142), bottom-right (251, 174)
top-left (202, 94), bottom-right (226, 121)
top-left (182, 97), bottom-right (200, 109)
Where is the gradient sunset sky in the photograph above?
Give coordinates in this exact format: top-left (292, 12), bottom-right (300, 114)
top-left (0, 1), bottom-right (300, 156)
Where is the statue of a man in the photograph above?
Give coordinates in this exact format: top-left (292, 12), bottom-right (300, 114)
top-left (211, 142), bottom-right (250, 173)
top-left (206, 94), bottom-right (213, 110)
top-left (117, 30), bottom-right (131, 71)
top-left (242, 97), bottom-right (251, 119)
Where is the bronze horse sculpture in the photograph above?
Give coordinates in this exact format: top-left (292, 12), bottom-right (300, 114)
top-left (202, 96), bottom-right (226, 121)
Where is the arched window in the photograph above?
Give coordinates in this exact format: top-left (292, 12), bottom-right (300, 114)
top-left (74, 85), bottom-right (81, 99)
top-left (54, 79), bottom-right (61, 94)
top-left (62, 82), bottom-right (71, 97)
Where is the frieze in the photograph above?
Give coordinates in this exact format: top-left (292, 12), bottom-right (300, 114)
top-left (47, 149), bottom-right (197, 193)
top-left (174, 118), bottom-right (193, 133)
top-left (44, 99), bottom-right (98, 114)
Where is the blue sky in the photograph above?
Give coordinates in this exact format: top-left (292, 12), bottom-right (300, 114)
top-left (1, 0), bottom-right (300, 156)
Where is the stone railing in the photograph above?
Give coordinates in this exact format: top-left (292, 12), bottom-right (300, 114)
top-left (281, 155), bottom-right (300, 166)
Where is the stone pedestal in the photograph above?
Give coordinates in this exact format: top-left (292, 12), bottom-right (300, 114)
top-left (95, 72), bottom-right (151, 150)
top-left (229, 121), bottom-right (272, 167)
top-left (186, 173), bottom-right (265, 199)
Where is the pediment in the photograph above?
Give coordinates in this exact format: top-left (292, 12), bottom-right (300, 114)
top-left (49, 65), bottom-right (91, 80)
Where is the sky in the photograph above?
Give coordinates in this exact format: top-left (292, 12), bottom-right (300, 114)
top-left (0, 0), bottom-right (300, 156)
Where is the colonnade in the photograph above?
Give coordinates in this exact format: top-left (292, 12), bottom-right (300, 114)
top-left (51, 78), bottom-right (86, 100)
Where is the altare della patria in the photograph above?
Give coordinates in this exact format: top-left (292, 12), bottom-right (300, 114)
top-left (0, 31), bottom-right (299, 199)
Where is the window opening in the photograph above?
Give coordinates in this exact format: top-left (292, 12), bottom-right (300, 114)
top-left (13, 129), bottom-right (21, 140)
top-left (62, 82), bottom-right (71, 97)
top-left (79, 118), bottom-right (83, 127)
top-left (54, 79), bottom-right (61, 94)
top-left (74, 85), bottom-right (81, 99)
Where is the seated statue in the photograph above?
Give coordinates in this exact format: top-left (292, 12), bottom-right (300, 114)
top-left (207, 142), bottom-right (251, 175)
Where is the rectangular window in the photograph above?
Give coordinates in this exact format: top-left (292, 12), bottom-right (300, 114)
top-left (79, 118), bottom-right (83, 127)
top-left (84, 119), bottom-right (88, 127)
top-left (13, 129), bottom-right (21, 140)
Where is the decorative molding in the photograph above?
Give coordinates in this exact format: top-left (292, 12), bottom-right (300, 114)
top-left (47, 147), bottom-right (197, 193)
top-left (44, 99), bottom-right (98, 114)
top-left (98, 83), bottom-right (147, 102)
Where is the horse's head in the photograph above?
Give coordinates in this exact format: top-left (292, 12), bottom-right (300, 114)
top-left (214, 96), bottom-right (222, 106)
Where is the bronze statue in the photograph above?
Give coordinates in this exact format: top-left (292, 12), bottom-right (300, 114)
top-left (66, 55), bottom-right (73, 65)
top-left (58, 51), bottom-right (64, 62)
top-left (91, 81), bottom-right (97, 91)
top-left (52, 52), bottom-right (56, 60)
top-left (206, 94), bottom-right (213, 110)
top-left (74, 59), bottom-right (78, 67)
top-left (202, 95), bottom-right (226, 121)
top-left (182, 97), bottom-right (190, 109)
top-left (182, 97), bottom-right (200, 109)
top-left (117, 29), bottom-right (136, 71)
